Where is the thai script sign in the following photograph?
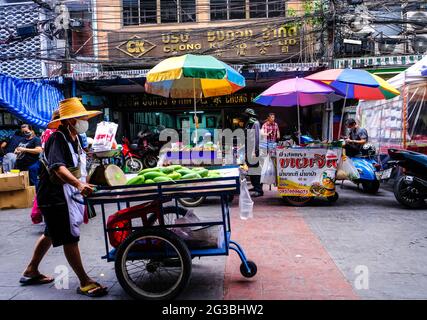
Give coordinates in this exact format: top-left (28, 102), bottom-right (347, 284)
top-left (109, 24), bottom-right (300, 62)
top-left (116, 91), bottom-right (261, 109)
top-left (276, 147), bottom-right (341, 197)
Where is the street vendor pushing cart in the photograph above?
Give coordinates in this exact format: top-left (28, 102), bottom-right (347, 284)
top-left (20, 98), bottom-right (108, 298)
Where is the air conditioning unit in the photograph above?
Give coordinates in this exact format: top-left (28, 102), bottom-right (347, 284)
top-left (406, 11), bottom-right (427, 33)
top-left (348, 14), bottom-right (372, 33)
top-left (412, 35), bottom-right (427, 54)
top-left (376, 37), bottom-right (405, 55)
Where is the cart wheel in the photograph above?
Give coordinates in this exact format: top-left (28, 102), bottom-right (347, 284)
top-left (240, 260), bottom-right (257, 278)
top-left (147, 205), bottom-right (188, 226)
top-left (115, 228), bottom-right (192, 300)
top-left (282, 196), bottom-right (313, 206)
top-left (327, 192), bottom-right (339, 203)
top-left (178, 196), bottom-right (206, 207)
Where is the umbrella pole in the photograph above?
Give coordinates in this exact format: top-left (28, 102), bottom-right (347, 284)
top-left (193, 78), bottom-right (197, 144)
top-left (338, 84), bottom-right (349, 139)
top-left (297, 94), bottom-right (301, 145)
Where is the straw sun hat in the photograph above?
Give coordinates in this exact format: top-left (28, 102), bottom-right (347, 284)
top-left (47, 97), bottom-right (102, 129)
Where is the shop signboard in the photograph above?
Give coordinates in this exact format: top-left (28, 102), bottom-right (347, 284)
top-left (276, 147), bottom-right (341, 197)
top-left (116, 91), bottom-right (262, 109)
top-left (108, 24), bottom-right (300, 63)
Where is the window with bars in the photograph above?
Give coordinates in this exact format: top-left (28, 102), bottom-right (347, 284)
top-left (161, 0), bottom-right (178, 23)
top-left (123, 0), bottom-right (196, 25)
top-left (160, 0), bottom-right (196, 23)
top-left (249, 0), bottom-right (285, 18)
top-left (123, 0), bottom-right (157, 25)
top-left (211, 0), bottom-right (246, 20)
top-left (210, 0), bottom-right (228, 21)
top-left (180, 0), bottom-right (197, 22)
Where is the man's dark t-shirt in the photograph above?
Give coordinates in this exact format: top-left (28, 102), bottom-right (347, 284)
top-left (4, 133), bottom-right (24, 154)
top-left (245, 118), bottom-right (261, 165)
top-left (37, 126), bottom-right (79, 207)
top-left (346, 127), bottom-right (368, 156)
top-left (15, 136), bottom-right (41, 170)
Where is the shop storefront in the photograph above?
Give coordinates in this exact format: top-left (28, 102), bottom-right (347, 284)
top-left (107, 90), bottom-right (325, 142)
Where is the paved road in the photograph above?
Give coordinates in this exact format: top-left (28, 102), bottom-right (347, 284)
top-left (0, 182), bottom-right (425, 300)
top-left (300, 181), bottom-right (427, 299)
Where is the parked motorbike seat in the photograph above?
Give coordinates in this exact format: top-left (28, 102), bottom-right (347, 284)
top-left (130, 143), bottom-right (139, 151)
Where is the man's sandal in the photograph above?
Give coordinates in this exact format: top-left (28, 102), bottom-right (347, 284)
top-left (77, 282), bottom-right (108, 298)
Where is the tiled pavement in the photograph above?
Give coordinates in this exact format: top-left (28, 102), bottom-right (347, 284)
top-left (223, 193), bottom-right (358, 300)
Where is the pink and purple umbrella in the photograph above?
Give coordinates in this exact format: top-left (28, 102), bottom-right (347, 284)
top-left (253, 77), bottom-right (342, 143)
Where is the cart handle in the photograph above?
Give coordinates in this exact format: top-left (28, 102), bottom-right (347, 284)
top-left (71, 187), bottom-right (98, 205)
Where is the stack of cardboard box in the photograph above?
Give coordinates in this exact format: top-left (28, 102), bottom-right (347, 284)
top-left (0, 171), bottom-right (35, 209)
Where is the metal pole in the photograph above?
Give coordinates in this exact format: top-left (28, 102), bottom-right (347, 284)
top-left (338, 83), bottom-right (350, 139)
top-left (297, 93), bottom-right (301, 145)
top-left (193, 78), bottom-right (197, 144)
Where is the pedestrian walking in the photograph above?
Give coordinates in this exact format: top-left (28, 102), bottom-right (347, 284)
top-left (20, 97), bottom-right (108, 298)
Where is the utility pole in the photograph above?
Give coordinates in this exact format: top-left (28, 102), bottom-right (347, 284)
top-left (326, 0), bottom-right (336, 69)
top-left (324, 0), bottom-right (336, 141)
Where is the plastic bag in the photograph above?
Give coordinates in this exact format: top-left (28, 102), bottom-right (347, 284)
top-left (239, 179), bottom-right (254, 220)
top-left (92, 121), bottom-right (118, 152)
top-left (260, 155), bottom-right (276, 185)
top-left (157, 152), bottom-right (167, 167)
top-left (337, 156), bottom-right (360, 180)
top-left (31, 197), bottom-right (43, 224)
top-left (172, 210), bottom-right (223, 248)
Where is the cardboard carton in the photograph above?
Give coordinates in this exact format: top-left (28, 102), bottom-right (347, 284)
top-left (0, 171), bottom-right (29, 192)
top-left (0, 186), bottom-right (35, 209)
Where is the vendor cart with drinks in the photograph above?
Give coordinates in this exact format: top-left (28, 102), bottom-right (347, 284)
top-left (81, 166), bottom-right (257, 300)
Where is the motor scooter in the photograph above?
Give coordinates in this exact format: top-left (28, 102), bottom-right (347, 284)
top-left (134, 125), bottom-right (167, 168)
top-left (341, 140), bottom-right (382, 194)
top-left (121, 137), bottom-right (144, 173)
top-left (387, 148), bottom-right (427, 208)
top-left (349, 155), bottom-right (382, 194)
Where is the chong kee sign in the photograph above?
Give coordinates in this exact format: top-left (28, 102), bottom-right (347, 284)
top-left (110, 24), bottom-right (300, 61)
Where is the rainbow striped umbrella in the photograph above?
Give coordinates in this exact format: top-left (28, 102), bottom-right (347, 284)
top-left (145, 54), bottom-right (245, 98)
top-left (305, 69), bottom-right (400, 100)
top-left (305, 69), bottom-right (400, 136)
top-left (145, 54), bottom-right (245, 141)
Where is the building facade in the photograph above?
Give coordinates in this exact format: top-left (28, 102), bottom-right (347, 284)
top-left (0, 0), bottom-right (47, 137)
top-left (72, 0), bottom-right (327, 140)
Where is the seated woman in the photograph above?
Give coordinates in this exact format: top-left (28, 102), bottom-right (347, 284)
top-left (15, 125), bottom-right (42, 187)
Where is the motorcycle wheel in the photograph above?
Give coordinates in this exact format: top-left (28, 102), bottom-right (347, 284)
top-left (143, 152), bottom-right (158, 168)
top-left (361, 180), bottom-right (380, 194)
top-left (282, 196), bottom-right (313, 206)
top-left (124, 157), bottom-right (144, 173)
top-left (394, 176), bottom-right (426, 209)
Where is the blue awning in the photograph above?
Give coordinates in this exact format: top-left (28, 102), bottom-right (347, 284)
top-left (0, 74), bottom-right (64, 128)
